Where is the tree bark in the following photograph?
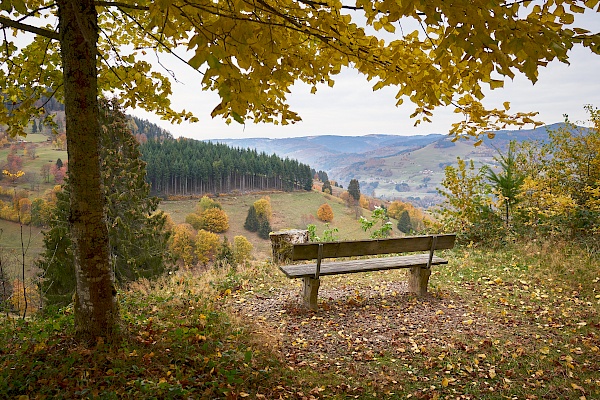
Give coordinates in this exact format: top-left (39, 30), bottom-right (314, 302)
top-left (58, 0), bottom-right (119, 341)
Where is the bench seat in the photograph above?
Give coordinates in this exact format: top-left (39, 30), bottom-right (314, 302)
top-left (279, 254), bottom-right (449, 279)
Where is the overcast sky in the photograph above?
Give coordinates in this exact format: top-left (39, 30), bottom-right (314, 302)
top-left (130, 12), bottom-right (600, 141)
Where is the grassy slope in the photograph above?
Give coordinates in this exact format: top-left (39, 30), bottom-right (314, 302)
top-left (160, 190), bottom-right (403, 260)
top-left (0, 134), bottom-right (68, 194)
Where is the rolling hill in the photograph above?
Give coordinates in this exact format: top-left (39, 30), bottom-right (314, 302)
top-left (213, 123), bottom-right (568, 206)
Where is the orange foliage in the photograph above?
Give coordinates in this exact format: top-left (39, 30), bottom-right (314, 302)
top-left (317, 203), bottom-right (334, 222)
top-left (388, 200), bottom-right (428, 231)
top-left (359, 195), bottom-right (370, 209)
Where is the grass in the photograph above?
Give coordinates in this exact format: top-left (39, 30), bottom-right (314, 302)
top-left (1, 239), bottom-right (598, 399)
top-left (160, 190), bottom-right (404, 260)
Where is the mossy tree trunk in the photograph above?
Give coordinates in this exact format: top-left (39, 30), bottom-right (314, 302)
top-left (58, 0), bottom-right (118, 341)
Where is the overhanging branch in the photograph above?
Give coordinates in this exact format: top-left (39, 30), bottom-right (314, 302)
top-left (95, 1), bottom-right (149, 11)
top-left (0, 16), bottom-right (59, 40)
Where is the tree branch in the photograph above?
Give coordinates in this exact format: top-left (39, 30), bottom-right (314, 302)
top-left (95, 1), bottom-right (149, 11)
top-left (0, 16), bottom-right (59, 40)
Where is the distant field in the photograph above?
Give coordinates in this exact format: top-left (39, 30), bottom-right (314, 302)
top-left (159, 190), bottom-right (403, 261)
top-left (0, 219), bottom-right (44, 280)
top-left (355, 140), bottom-right (497, 201)
top-left (0, 137), bottom-right (67, 195)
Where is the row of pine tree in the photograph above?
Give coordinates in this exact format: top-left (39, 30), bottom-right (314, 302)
top-left (140, 139), bottom-right (313, 196)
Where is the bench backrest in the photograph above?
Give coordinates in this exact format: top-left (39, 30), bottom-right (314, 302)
top-left (291, 234), bottom-right (456, 261)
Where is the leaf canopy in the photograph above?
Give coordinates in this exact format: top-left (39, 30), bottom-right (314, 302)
top-left (1, 0), bottom-right (599, 137)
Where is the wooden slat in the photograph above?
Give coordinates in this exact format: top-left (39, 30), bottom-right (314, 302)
top-left (291, 234), bottom-right (456, 261)
top-left (279, 254), bottom-right (449, 279)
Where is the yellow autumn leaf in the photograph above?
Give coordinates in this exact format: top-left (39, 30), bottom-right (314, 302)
top-left (442, 377), bottom-right (449, 387)
top-left (571, 383), bottom-right (584, 391)
top-left (540, 347), bottom-right (550, 355)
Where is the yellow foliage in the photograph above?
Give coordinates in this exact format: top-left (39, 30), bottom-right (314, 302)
top-left (11, 279), bottom-right (40, 315)
top-left (233, 235), bottom-right (253, 265)
top-left (170, 224), bottom-right (197, 266)
top-left (185, 213), bottom-right (203, 230)
top-left (253, 197), bottom-right (272, 221)
top-left (196, 196), bottom-right (221, 214)
top-left (200, 207), bottom-right (229, 233)
top-left (387, 201), bottom-right (407, 219)
top-left (195, 229), bottom-right (220, 266)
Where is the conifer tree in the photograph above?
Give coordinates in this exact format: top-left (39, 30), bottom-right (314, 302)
top-left (322, 180), bottom-right (332, 194)
top-left (348, 179), bottom-right (361, 202)
top-left (38, 99), bottom-right (170, 305)
top-left (397, 210), bottom-right (413, 234)
top-left (257, 218), bottom-right (272, 240)
top-left (244, 205), bottom-right (259, 232)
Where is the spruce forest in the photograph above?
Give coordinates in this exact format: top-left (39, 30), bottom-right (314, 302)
top-left (141, 140), bottom-right (313, 196)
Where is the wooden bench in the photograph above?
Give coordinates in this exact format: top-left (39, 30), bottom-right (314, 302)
top-left (278, 234), bottom-right (456, 310)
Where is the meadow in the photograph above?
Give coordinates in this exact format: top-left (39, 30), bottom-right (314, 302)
top-left (160, 190), bottom-right (403, 260)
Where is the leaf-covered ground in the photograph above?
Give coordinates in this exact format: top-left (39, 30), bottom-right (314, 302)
top-left (1, 241), bottom-right (599, 399)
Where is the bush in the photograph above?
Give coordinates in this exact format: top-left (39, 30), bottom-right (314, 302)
top-left (169, 224), bottom-right (197, 267)
top-left (195, 229), bottom-right (220, 265)
top-left (253, 197), bottom-right (272, 221)
top-left (196, 196), bottom-right (222, 214)
top-left (233, 235), bottom-right (253, 265)
top-left (215, 237), bottom-right (234, 268)
top-left (200, 207), bottom-right (229, 233)
top-left (185, 213), bottom-right (203, 230)
top-left (317, 203), bottom-right (334, 222)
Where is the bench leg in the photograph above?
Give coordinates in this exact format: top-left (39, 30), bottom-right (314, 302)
top-left (302, 277), bottom-right (320, 311)
top-left (408, 267), bottom-right (431, 296)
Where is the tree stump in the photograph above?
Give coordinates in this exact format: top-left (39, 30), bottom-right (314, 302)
top-left (269, 229), bottom-right (309, 265)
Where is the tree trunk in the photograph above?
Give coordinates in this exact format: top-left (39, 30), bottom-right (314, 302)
top-left (58, 0), bottom-right (119, 341)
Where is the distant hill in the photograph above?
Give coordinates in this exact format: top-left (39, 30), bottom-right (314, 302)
top-left (212, 123), bottom-right (575, 207)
